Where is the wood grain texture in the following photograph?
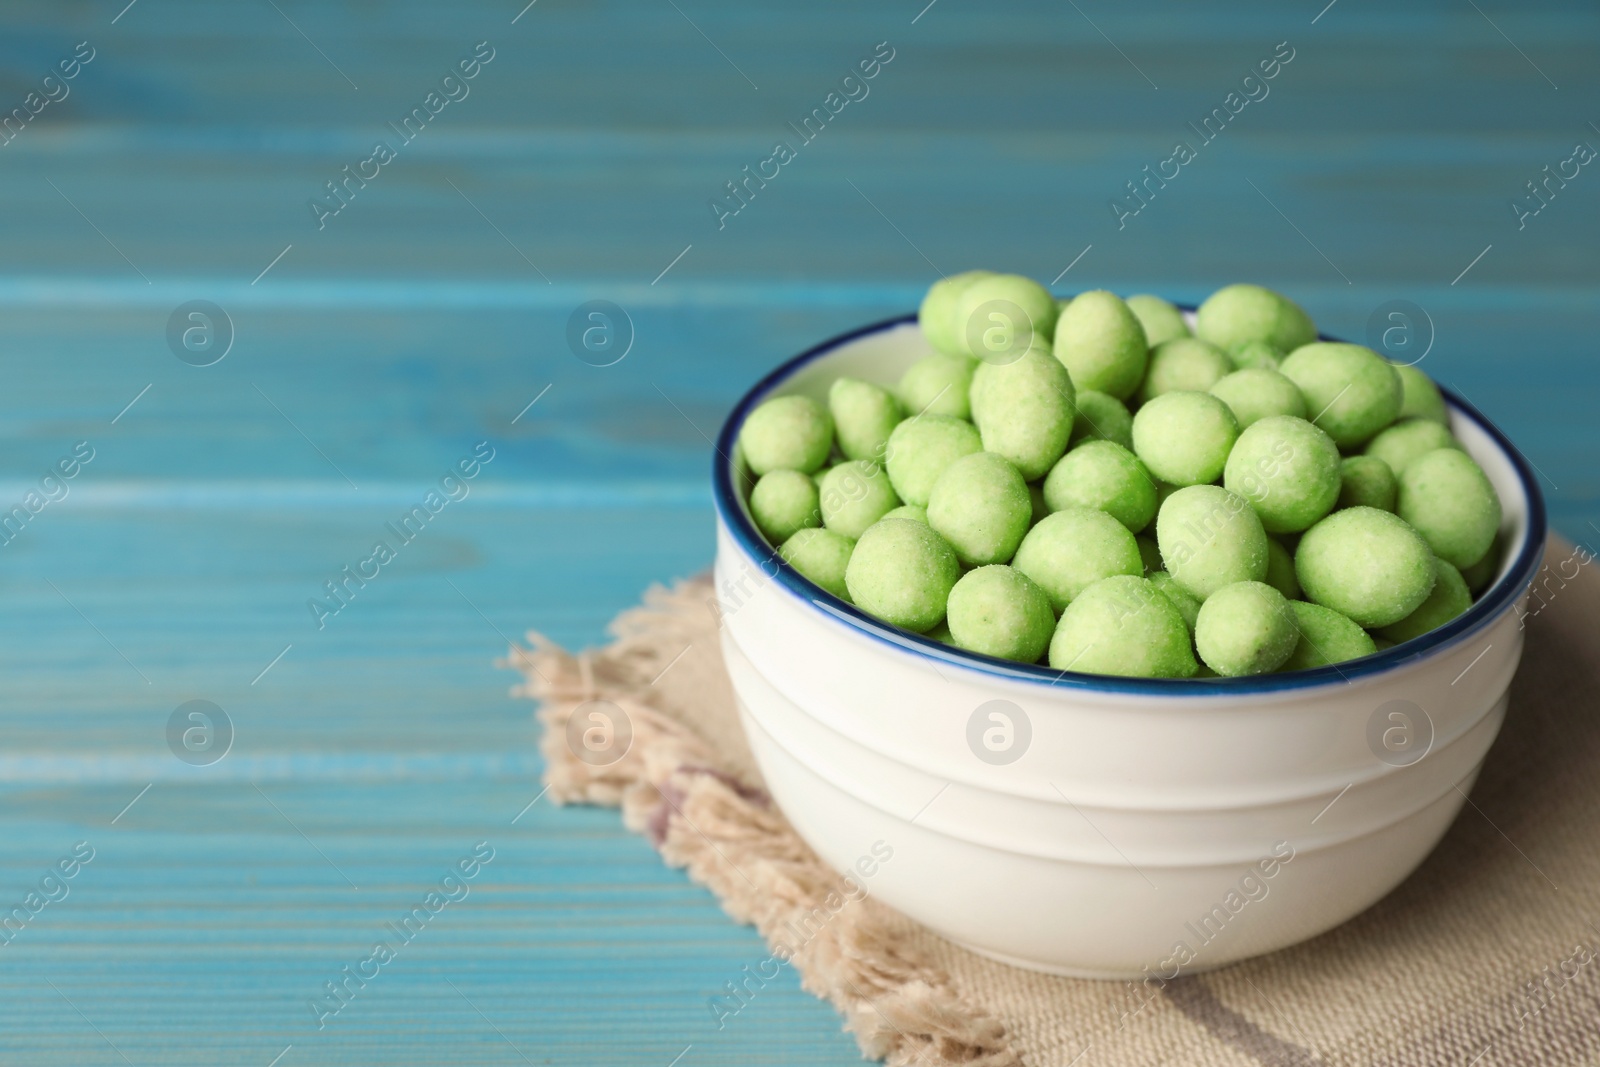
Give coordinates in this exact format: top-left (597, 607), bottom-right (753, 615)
top-left (0, 0), bottom-right (1595, 1063)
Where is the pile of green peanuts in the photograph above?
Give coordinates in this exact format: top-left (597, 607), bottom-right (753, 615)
top-left (737, 273), bottom-right (1504, 678)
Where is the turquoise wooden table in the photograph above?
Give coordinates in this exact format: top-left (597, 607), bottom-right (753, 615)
top-left (0, 0), bottom-right (1594, 1063)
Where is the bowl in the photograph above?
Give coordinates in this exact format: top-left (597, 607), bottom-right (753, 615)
top-left (709, 311), bottom-right (1545, 979)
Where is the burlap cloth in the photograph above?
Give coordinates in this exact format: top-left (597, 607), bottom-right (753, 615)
top-left (509, 534), bottom-right (1600, 1066)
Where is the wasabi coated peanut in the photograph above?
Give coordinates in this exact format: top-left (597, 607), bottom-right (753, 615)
top-left (1460, 533), bottom-right (1503, 594)
top-left (1125, 294), bottom-right (1191, 347)
top-left (1397, 448), bottom-right (1501, 569)
top-left (1148, 570), bottom-right (1201, 632)
top-left (1222, 415), bottom-right (1341, 534)
top-left (918, 270), bottom-right (991, 356)
top-left (970, 347), bottom-right (1076, 480)
top-left (926, 451), bottom-right (1032, 566)
top-left (1195, 581), bottom-right (1298, 677)
top-left (1294, 506), bottom-right (1435, 627)
top-left (1042, 440), bottom-right (1158, 533)
top-left (779, 527), bottom-right (855, 601)
top-left (1048, 575), bottom-right (1197, 678)
top-left (739, 395), bottom-right (833, 475)
top-left (946, 565), bottom-right (1056, 663)
top-left (1156, 485), bottom-right (1269, 599)
top-left (923, 619), bottom-right (955, 645)
top-left (882, 504), bottom-right (927, 524)
top-left (1379, 556), bottom-right (1471, 644)
top-left (1279, 343), bottom-right (1403, 448)
top-left (952, 273), bottom-right (1059, 362)
top-left (1135, 534), bottom-right (1162, 575)
top-left (818, 460), bottom-right (900, 539)
top-left (884, 414), bottom-right (982, 507)
top-left (1210, 367), bottom-right (1307, 429)
top-left (1230, 340), bottom-right (1285, 371)
top-left (750, 470), bottom-right (820, 544)
top-left (1279, 600), bottom-right (1376, 671)
top-left (1012, 507), bottom-right (1143, 612)
top-left (1337, 455), bottom-right (1397, 512)
top-left (1131, 391), bottom-right (1240, 486)
top-left (1395, 363), bottom-right (1449, 425)
top-left (1139, 338), bottom-right (1233, 403)
top-left (1067, 389), bottom-right (1135, 450)
top-left (1264, 537), bottom-right (1301, 600)
top-left (899, 353), bottom-right (977, 419)
top-left (844, 518), bottom-right (960, 632)
top-left (1195, 284), bottom-right (1317, 354)
top-left (1052, 290), bottom-right (1149, 400)
top-left (829, 377), bottom-right (903, 462)
top-left (1364, 418), bottom-right (1459, 478)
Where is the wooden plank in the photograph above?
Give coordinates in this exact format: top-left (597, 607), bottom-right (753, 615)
top-left (0, 783), bottom-right (864, 1065)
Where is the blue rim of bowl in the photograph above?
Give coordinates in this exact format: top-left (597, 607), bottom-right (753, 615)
top-left (710, 310), bottom-right (1547, 695)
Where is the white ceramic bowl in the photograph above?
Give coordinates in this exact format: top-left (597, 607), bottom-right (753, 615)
top-left (711, 313), bottom-right (1545, 979)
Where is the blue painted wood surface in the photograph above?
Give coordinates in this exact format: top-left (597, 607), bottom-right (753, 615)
top-left (0, 0), bottom-right (1595, 1063)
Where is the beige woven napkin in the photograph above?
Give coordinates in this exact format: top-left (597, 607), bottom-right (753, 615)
top-left (510, 533), bottom-right (1600, 1067)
